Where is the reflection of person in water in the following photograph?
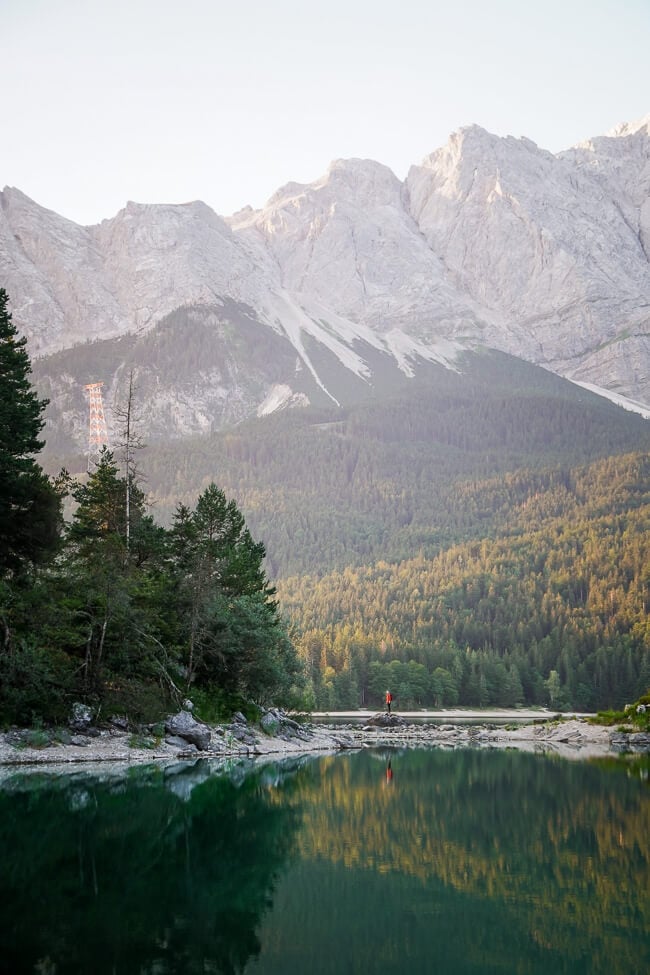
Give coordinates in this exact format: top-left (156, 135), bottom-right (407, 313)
top-left (385, 759), bottom-right (393, 785)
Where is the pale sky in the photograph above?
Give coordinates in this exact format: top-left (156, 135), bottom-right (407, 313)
top-left (3, 0), bottom-right (649, 226)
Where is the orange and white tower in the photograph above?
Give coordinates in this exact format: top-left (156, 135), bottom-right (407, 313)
top-left (84, 382), bottom-right (109, 470)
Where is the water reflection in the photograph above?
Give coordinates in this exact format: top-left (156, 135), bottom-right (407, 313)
top-left (0, 760), bottom-right (301, 975)
top-left (255, 750), bottom-right (650, 974)
top-left (1, 751), bottom-right (648, 974)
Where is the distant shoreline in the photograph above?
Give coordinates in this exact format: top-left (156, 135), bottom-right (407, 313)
top-left (310, 708), bottom-right (568, 721)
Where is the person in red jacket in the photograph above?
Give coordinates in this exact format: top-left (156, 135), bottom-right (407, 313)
top-left (385, 690), bottom-right (393, 713)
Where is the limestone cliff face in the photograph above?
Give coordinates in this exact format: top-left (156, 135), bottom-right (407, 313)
top-left (2, 115), bottom-right (650, 443)
top-left (91, 200), bottom-right (267, 329)
top-left (0, 188), bottom-right (123, 353)
top-left (229, 157), bottom-right (489, 344)
top-left (405, 122), bottom-right (650, 397)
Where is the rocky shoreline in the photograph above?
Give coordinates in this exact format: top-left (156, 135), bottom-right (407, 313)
top-left (1, 708), bottom-right (649, 773)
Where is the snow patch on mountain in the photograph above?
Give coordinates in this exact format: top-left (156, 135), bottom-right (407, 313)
top-left (572, 381), bottom-right (650, 420)
top-left (382, 330), bottom-right (463, 377)
top-left (257, 384), bottom-right (310, 416)
top-left (260, 291), bottom-right (341, 405)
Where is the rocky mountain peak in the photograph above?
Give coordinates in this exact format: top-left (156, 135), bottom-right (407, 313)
top-left (320, 157), bottom-right (402, 202)
top-left (2, 115), bottom-right (650, 435)
top-left (607, 113), bottom-right (650, 139)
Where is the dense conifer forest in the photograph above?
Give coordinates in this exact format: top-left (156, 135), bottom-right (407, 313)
top-left (277, 452), bottom-right (650, 711)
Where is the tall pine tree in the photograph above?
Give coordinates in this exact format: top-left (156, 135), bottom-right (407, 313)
top-left (0, 289), bottom-right (61, 576)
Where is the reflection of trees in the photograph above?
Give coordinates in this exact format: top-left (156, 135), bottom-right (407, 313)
top-left (0, 762), bottom-right (300, 974)
top-left (290, 751), bottom-right (650, 972)
top-left (2, 753), bottom-right (648, 974)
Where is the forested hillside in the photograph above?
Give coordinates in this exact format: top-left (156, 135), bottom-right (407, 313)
top-left (48, 351), bottom-right (648, 580)
top-left (278, 452), bottom-right (650, 711)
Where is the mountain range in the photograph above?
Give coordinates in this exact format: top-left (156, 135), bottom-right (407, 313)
top-left (1, 114), bottom-right (650, 460)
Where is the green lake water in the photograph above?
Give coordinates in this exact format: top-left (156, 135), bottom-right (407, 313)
top-left (1, 748), bottom-right (648, 974)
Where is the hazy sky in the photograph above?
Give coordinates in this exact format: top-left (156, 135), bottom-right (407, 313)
top-left (3, 0), bottom-right (649, 225)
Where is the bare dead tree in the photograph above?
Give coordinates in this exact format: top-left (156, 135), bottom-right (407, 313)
top-left (112, 369), bottom-right (146, 554)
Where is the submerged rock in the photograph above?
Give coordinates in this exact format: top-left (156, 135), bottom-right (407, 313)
top-left (610, 731), bottom-right (650, 753)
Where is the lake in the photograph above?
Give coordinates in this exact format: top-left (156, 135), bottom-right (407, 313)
top-left (1, 748), bottom-right (648, 974)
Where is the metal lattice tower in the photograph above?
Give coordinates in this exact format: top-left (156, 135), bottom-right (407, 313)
top-left (84, 382), bottom-right (109, 470)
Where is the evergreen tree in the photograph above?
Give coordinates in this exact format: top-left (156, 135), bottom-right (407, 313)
top-left (61, 449), bottom-right (169, 700)
top-left (169, 484), bottom-right (299, 701)
top-left (0, 289), bottom-right (61, 575)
